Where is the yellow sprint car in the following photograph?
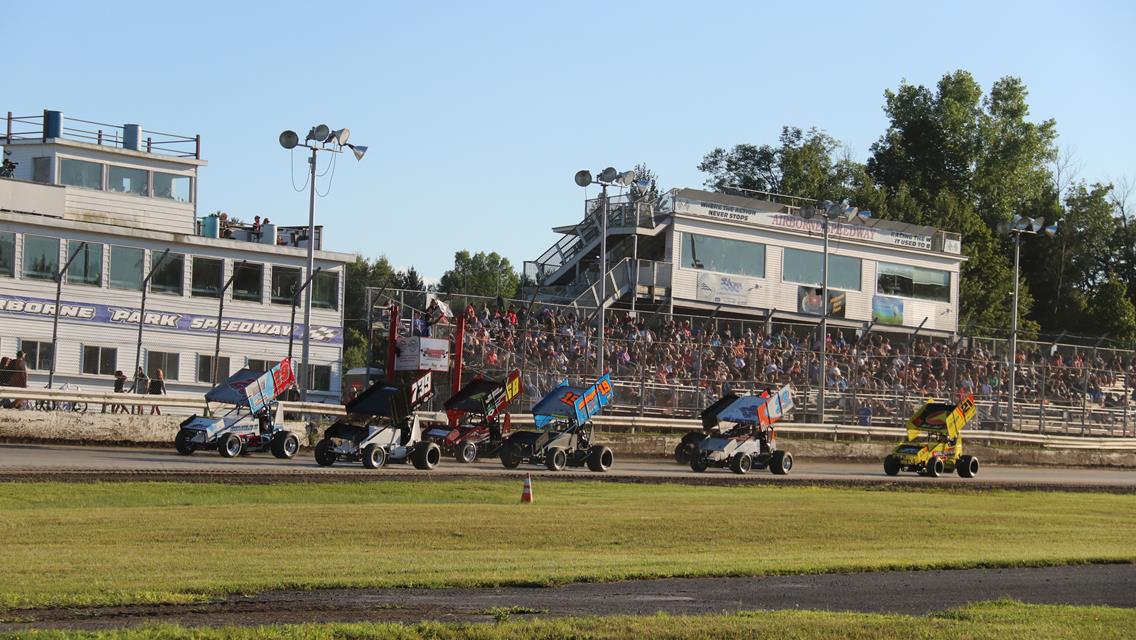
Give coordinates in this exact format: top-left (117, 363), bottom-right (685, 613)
top-left (884, 395), bottom-right (980, 478)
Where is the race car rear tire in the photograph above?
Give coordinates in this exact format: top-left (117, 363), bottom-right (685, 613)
top-left (927, 456), bottom-right (944, 478)
top-left (174, 429), bottom-right (196, 456)
top-left (587, 445), bottom-right (614, 472)
top-left (500, 442), bottom-right (522, 469)
top-left (545, 447), bottom-right (567, 471)
top-left (672, 438), bottom-right (699, 463)
top-left (412, 442), bottom-right (442, 470)
top-left (883, 455), bottom-right (901, 476)
top-left (957, 455), bottom-right (979, 478)
top-left (730, 453), bottom-right (752, 475)
top-left (690, 457), bottom-right (708, 473)
top-left (219, 433), bottom-right (242, 458)
top-left (314, 438), bottom-right (337, 467)
top-left (271, 432), bottom-right (300, 459)
top-left (362, 444), bottom-right (387, 469)
top-left (770, 450), bottom-right (793, 475)
top-left (456, 441), bottom-right (478, 464)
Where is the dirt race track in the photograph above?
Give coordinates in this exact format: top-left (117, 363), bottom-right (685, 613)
top-left (1, 565), bottom-right (1133, 632)
top-left (1, 443), bottom-right (1134, 490)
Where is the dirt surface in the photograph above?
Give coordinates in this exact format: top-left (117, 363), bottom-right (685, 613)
top-left (2, 565), bottom-right (1132, 632)
top-left (1, 443), bottom-right (1135, 492)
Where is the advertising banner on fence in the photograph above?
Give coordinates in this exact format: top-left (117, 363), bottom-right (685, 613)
top-left (394, 336), bottom-right (451, 372)
top-left (872, 296), bottom-right (905, 326)
top-left (0, 294), bottom-right (342, 344)
top-left (797, 287), bottom-right (846, 318)
top-left (695, 272), bottom-right (762, 307)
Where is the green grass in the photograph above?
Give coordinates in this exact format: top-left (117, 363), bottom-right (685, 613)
top-left (3, 601), bottom-right (1134, 639)
top-left (0, 481), bottom-right (1133, 609)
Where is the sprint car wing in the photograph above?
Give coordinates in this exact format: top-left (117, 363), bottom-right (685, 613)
top-left (530, 374), bottom-right (613, 428)
top-left (444, 369), bottom-right (522, 421)
top-left (204, 358), bottom-right (296, 413)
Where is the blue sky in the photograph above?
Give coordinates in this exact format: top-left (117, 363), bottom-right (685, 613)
top-left (5, 1), bottom-right (1133, 280)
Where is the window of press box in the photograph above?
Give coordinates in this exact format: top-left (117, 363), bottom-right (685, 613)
top-left (146, 351), bottom-right (179, 381)
top-left (781, 248), bottom-right (862, 291)
top-left (150, 252), bottom-right (184, 295)
top-left (271, 266), bottom-right (301, 304)
top-left (153, 172), bottom-right (192, 202)
top-left (109, 246), bottom-right (145, 291)
top-left (191, 257), bottom-right (223, 298)
top-left (247, 359), bottom-right (272, 373)
top-left (107, 165), bottom-right (149, 196)
top-left (32, 157), bottom-right (51, 184)
top-left (82, 346), bottom-right (117, 376)
top-left (312, 270), bottom-right (338, 309)
top-left (22, 235), bottom-right (59, 280)
top-left (65, 241), bottom-right (103, 286)
top-left (59, 158), bottom-right (103, 190)
top-left (233, 263), bottom-right (264, 302)
top-left (308, 364), bottom-right (331, 391)
top-left (197, 355), bottom-right (231, 384)
top-left (876, 262), bottom-right (951, 303)
top-left (681, 233), bottom-right (766, 278)
top-left (0, 232), bottom-right (14, 277)
top-left (21, 340), bottom-right (54, 371)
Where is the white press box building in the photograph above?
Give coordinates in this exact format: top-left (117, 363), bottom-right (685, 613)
top-left (0, 110), bottom-right (351, 398)
top-left (525, 187), bottom-right (965, 335)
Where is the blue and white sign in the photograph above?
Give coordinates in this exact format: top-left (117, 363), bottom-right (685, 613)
top-left (0, 294), bottom-right (342, 345)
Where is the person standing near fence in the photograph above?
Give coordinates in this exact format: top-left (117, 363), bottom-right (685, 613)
top-left (148, 369), bottom-right (167, 415)
top-left (132, 367), bottom-right (148, 415)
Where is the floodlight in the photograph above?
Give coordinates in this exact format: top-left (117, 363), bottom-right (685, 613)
top-left (843, 205), bottom-right (859, 219)
top-left (1029, 217), bottom-right (1044, 233)
top-left (307, 124), bottom-right (330, 143)
top-left (1043, 222), bottom-right (1059, 238)
top-left (346, 144), bottom-right (368, 161)
top-left (616, 170), bottom-right (637, 187)
top-left (800, 205), bottom-right (817, 220)
top-left (598, 167), bottom-right (619, 183)
top-left (574, 170), bottom-right (593, 187)
top-left (279, 130), bottom-right (299, 149)
top-left (857, 209), bottom-right (873, 220)
top-left (331, 128), bottom-right (350, 145)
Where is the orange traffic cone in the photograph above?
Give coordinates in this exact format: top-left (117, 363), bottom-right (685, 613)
top-left (521, 473), bottom-right (533, 504)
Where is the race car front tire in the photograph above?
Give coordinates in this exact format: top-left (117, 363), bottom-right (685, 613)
top-left (362, 444), bottom-right (387, 469)
top-left (271, 432), bottom-right (300, 459)
top-left (456, 441), bottom-right (478, 464)
top-left (174, 429), bottom-right (196, 456)
top-left (957, 455), bottom-right (979, 478)
top-left (770, 450), bottom-right (793, 475)
top-left (412, 442), bottom-right (442, 470)
top-left (587, 445), bottom-right (614, 472)
top-left (883, 455), bottom-right (901, 476)
top-left (545, 447), bottom-right (567, 471)
top-left (314, 438), bottom-right (337, 467)
top-left (926, 456), bottom-right (944, 478)
top-left (218, 433), bottom-right (243, 458)
top-left (500, 442), bottom-right (522, 469)
top-left (730, 453), bottom-right (752, 474)
top-left (690, 457), bottom-right (708, 473)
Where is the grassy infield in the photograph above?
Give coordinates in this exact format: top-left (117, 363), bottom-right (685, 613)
top-left (1, 480), bottom-right (1134, 638)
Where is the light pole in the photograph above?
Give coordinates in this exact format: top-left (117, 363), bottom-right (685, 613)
top-left (134, 248), bottom-right (170, 383)
top-left (1000, 214), bottom-right (1058, 431)
top-left (47, 241), bottom-right (88, 389)
top-left (279, 125), bottom-right (366, 400)
top-left (574, 167), bottom-right (636, 379)
top-left (799, 200), bottom-right (861, 423)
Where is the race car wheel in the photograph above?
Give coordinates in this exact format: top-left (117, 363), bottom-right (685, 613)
top-left (730, 453), bottom-right (752, 474)
top-left (674, 441), bottom-right (698, 465)
top-left (770, 450), bottom-right (793, 475)
top-left (456, 441), bottom-right (478, 464)
top-left (362, 444), bottom-right (387, 469)
top-left (174, 429), bottom-right (196, 456)
top-left (927, 456), bottom-right (944, 478)
top-left (957, 455), bottom-right (979, 478)
top-left (271, 432), bottom-right (300, 459)
top-left (314, 438), bottom-right (337, 467)
top-left (412, 442), bottom-right (442, 470)
top-left (690, 457), bottom-right (708, 473)
top-left (219, 433), bottom-right (243, 458)
top-left (545, 447), bottom-right (567, 471)
top-left (883, 455), bottom-right (901, 476)
top-left (587, 445), bottom-right (614, 472)
top-left (500, 442), bottom-right (522, 469)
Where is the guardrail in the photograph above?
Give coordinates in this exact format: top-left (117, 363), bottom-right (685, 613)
top-left (4, 388), bottom-right (1135, 451)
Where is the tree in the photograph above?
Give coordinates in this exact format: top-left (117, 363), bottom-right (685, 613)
top-left (698, 126), bottom-right (846, 201)
top-left (438, 250), bottom-right (520, 298)
top-left (629, 162), bottom-right (662, 205)
top-left (395, 267), bottom-right (427, 291)
top-left (1088, 275), bottom-right (1136, 348)
top-left (342, 255), bottom-right (397, 373)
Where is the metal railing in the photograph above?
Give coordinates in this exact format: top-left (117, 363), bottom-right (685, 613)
top-left (4, 111), bottom-right (201, 159)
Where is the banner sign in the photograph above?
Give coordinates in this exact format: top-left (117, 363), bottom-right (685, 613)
top-left (696, 272), bottom-right (762, 307)
top-left (797, 287), bottom-right (846, 318)
top-left (669, 196), bottom-right (936, 252)
top-left (872, 296), bottom-right (905, 326)
top-left (394, 336), bottom-right (451, 372)
top-left (0, 294), bottom-right (342, 344)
